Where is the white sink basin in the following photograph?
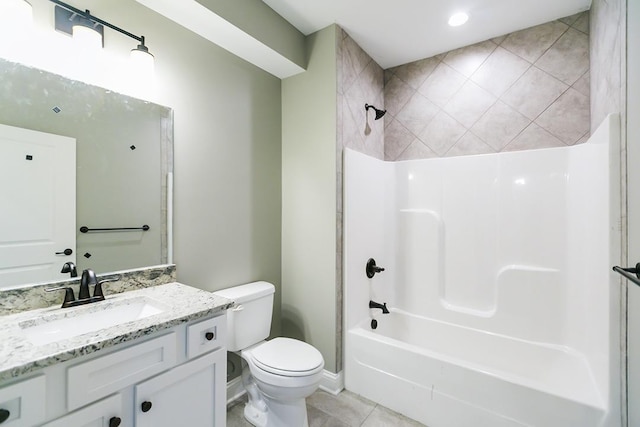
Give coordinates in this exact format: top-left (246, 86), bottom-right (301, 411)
top-left (19, 297), bottom-right (167, 346)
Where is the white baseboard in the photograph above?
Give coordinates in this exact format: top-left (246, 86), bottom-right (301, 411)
top-left (227, 369), bottom-right (344, 403)
top-left (318, 370), bottom-right (344, 395)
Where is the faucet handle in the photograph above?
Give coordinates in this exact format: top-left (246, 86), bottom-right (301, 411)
top-left (366, 258), bottom-right (385, 278)
top-left (45, 286), bottom-right (76, 307)
top-left (93, 276), bottom-right (121, 298)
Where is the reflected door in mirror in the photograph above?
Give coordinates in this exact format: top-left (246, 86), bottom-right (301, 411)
top-left (0, 124), bottom-right (76, 288)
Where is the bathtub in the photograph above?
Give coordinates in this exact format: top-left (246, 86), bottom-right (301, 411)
top-left (343, 116), bottom-right (621, 427)
top-left (346, 310), bottom-right (605, 427)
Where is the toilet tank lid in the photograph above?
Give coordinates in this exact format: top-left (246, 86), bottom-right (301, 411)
top-left (212, 281), bottom-right (275, 304)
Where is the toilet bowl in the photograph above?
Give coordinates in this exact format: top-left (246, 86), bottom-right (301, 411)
top-left (213, 282), bottom-right (325, 427)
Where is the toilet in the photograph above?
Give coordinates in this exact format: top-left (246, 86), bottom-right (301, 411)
top-left (213, 281), bottom-right (324, 427)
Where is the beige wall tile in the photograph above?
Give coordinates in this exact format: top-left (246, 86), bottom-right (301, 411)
top-left (391, 56), bottom-right (440, 89)
top-left (417, 62), bottom-right (467, 107)
top-left (572, 70), bottom-right (590, 96)
top-left (471, 46), bottom-right (531, 97)
top-left (446, 131), bottom-right (495, 157)
top-left (503, 123), bottom-right (566, 151)
top-left (396, 92), bottom-right (440, 135)
top-left (471, 101), bottom-right (530, 150)
top-left (501, 66), bottom-right (568, 120)
top-left (383, 13), bottom-right (589, 160)
top-left (535, 88), bottom-right (590, 144)
top-left (492, 34), bottom-right (508, 45)
top-left (560, 13), bottom-right (582, 26)
top-left (443, 81), bottom-right (496, 128)
top-left (501, 20), bottom-right (568, 63)
top-left (443, 39), bottom-right (497, 77)
top-left (572, 11), bottom-right (590, 34)
top-left (535, 28), bottom-right (589, 85)
top-left (396, 138), bottom-right (438, 160)
top-left (385, 119), bottom-right (415, 160)
top-left (418, 110), bottom-right (466, 155)
top-left (384, 75), bottom-right (414, 116)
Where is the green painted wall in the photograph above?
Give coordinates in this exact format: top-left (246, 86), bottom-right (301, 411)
top-left (281, 25), bottom-right (338, 372)
top-left (195, 0), bottom-right (306, 69)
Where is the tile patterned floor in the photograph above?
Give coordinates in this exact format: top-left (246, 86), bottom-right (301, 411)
top-left (227, 390), bottom-right (426, 427)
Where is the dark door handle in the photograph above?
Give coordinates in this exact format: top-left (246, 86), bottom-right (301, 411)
top-left (109, 416), bottom-right (122, 427)
top-left (55, 248), bottom-right (73, 256)
top-left (0, 409), bottom-right (10, 423)
top-left (141, 401), bottom-right (152, 413)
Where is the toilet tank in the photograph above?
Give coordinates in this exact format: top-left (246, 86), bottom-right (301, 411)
top-left (212, 281), bottom-right (274, 351)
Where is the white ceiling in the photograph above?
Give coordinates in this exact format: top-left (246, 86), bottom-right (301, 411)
top-left (262, 0), bottom-right (591, 69)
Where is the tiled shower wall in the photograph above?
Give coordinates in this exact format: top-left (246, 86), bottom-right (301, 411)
top-left (335, 26), bottom-right (384, 372)
top-left (384, 11), bottom-right (590, 161)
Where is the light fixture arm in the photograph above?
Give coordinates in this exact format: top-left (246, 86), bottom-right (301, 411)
top-left (49, 0), bottom-right (146, 45)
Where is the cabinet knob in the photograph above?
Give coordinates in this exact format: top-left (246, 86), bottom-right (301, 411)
top-left (0, 409), bottom-right (9, 424)
top-left (109, 416), bottom-right (122, 427)
top-left (141, 401), bottom-right (153, 413)
top-left (205, 331), bottom-right (215, 341)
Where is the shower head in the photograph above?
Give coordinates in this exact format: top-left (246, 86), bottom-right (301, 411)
top-left (365, 103), bottom-right (386, 120)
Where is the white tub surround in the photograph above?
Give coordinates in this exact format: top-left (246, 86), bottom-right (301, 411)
top-left (344, 115), bottom-right (621, 427)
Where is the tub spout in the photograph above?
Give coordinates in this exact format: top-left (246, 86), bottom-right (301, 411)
top-left (369, 300), bottom-right (389, 314)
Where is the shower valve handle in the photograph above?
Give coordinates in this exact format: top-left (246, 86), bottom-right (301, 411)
top-left (366, 258), bottom-right (385, 278)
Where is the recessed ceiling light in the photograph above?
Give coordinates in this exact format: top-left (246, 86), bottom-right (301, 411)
top-left (448, 12), bottom-right (469, 27)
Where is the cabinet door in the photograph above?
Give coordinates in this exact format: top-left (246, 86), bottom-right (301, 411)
top-left (135, 349), bottom-right (226, 427)
top-left (41, 394), bottom-right (123, 427)
top-left (0, 375), bottom-right (45, 427)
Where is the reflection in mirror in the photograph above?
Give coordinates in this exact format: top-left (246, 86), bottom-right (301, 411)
top-left (0, 58), bottom-right (172, 288)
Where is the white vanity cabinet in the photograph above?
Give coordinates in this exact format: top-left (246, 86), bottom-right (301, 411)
top-left (0, 375), bottom-right (46, 427)
top-left (135, 349), bottom-right (225, 427)
top-left (41, 394), bottom-right (123, 427)
top-left (7, 313), bottom-right (227, 427)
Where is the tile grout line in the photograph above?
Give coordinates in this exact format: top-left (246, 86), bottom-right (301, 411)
top-left (359, 402), bottom-right (379, 426)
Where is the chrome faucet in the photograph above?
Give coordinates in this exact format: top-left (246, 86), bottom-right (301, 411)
top-left (369, 300), bottom-right (389, 314)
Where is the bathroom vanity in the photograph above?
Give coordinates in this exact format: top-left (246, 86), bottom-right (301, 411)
top-left (0, 281), bottom-right (233, 427)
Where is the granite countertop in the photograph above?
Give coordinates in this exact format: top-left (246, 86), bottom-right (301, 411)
top-left (0, 282), bottom-right (233, 382)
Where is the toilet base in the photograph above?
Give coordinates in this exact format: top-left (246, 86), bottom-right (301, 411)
top-left (244, 395), bottom-right (309, 427)
top-left (243, 402), bottom-right (268, 427)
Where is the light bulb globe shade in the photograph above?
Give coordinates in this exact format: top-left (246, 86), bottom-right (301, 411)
top-left (72, 19), bottom-right (103, 50)
top-left (131, 45), bottom-right (155, 74)
top-left (1, 0), bottom-right (32, 30)
top-left (448, 12), bottom-right (469, 27)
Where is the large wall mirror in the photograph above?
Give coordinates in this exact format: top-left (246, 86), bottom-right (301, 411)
top-left (0, 58), bottom-right (172, 288)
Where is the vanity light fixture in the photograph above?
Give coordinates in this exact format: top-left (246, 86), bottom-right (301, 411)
top-left (0, 0), bottom-right (33, 30)
top-left (50, 0), bottom-right (154, 67)
top-left (448, 12), bottom-right (469, 27)
top-left (8, 0), bottom-right (33, 19)
top-left (71, 14), bottom-right (103, 50)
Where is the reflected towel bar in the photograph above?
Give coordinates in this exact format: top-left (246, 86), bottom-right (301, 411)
top-left (613, 263), bottom-right (640, 287)
top-left (80, 225), bottom-right (150, 233)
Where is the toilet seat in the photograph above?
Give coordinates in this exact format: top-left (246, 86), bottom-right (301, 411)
top-left (247, 338), bottom-right (324, 377)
